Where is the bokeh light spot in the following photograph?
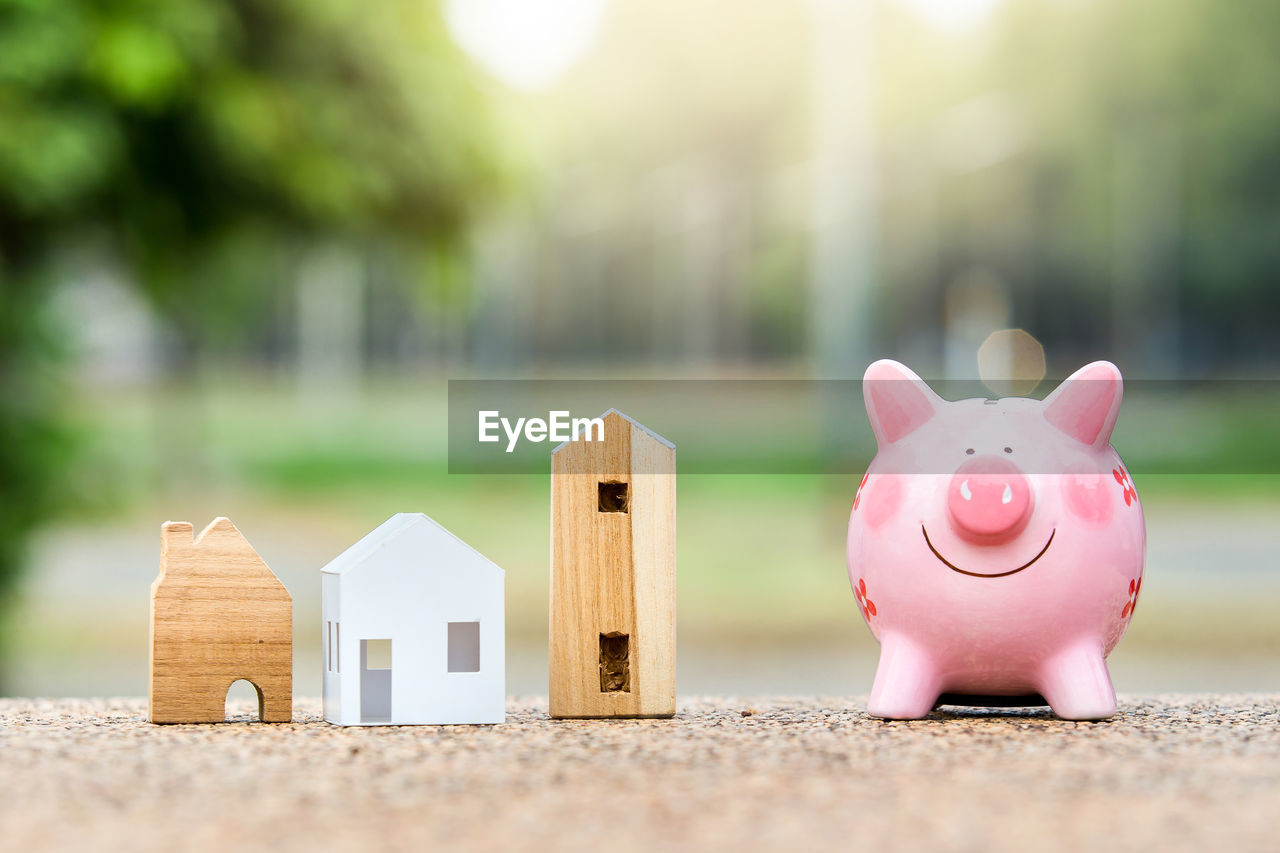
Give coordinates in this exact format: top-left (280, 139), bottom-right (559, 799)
top-left (445, 0), bottom-right (608, 91)
top-left (978, 329), bottom-right (1046, 397)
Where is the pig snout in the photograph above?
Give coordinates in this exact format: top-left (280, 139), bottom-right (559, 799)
top-left (947, 456), bottom-right (1033, 543)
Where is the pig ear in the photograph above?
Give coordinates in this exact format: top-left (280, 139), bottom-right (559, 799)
top-left (863, 359), bottom-right (942, 446)
top-left (1042, 361), bottom-right (1123, 447)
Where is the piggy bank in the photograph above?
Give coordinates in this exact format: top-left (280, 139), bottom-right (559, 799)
top-left (847, 359), bottom-right (1145, 720)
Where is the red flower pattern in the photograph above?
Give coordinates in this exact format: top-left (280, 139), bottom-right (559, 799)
top-left (1113, 466), bottom-right (1138, 507)
top-left (1121, 577), bottom-right (1142, 619)
top-left (853, 473), bottom-right (870, 511)
top-left (854, 577), bottom-right (877, 620)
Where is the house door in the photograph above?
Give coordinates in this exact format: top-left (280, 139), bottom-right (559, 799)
top-left (360, 639), bottom-right (392, 723)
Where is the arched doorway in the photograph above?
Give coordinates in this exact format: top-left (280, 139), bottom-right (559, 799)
top-left (225, 679), bottom-right (266, 722)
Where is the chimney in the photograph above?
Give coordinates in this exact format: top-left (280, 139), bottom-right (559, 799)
top-left (161, 521), bottom-right (194, 564)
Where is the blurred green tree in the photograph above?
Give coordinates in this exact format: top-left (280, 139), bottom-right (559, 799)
top-left (0, 0), bottom-right (505, 685)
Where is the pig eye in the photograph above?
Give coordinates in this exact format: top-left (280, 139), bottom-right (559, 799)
top-left (965, 448), bottom-right (975, 455)
top-left (1004, 446), bottom-right (1013, 454)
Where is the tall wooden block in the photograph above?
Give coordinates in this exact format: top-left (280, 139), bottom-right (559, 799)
top-left (550, 409), bottom-right (676, 718)
top-left (149, 517), bottom-right (293, 723)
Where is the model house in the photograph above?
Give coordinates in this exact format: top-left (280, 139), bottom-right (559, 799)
top-left (549, 409), bottom-right (676, 718)
top-left (149, 517), bottom-right (292, 724)
top-left (321, 513), bottom-right (505, 725)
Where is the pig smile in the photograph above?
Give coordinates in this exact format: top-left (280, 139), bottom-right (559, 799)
top-left (921, 525), bottom-right (1056, 578)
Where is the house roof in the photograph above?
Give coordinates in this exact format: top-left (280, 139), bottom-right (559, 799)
top-left (156, 516), bottom-right (288, 595)
top-left (320, 512), bottom-right (504, 577)
top-left (550, 408), bottom-right (675, 454)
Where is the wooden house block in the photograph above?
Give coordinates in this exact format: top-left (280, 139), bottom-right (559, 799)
top-left (149, 517), bottom-right (292, 723)
top-left (550, 409), bottom-right (676, 718)
top-left (321, 513), bottom-right (505, 726)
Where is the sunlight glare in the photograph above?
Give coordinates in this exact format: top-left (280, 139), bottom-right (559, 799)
top-left (445, 0), bottom-right (609, 91)
top-left (893, 0), bottom-right (1003, 34)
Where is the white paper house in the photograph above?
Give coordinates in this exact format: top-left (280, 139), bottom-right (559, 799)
top-left (321, 513), bottom-right (505, 725)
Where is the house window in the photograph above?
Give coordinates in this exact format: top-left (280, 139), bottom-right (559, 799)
top-left (364, 638), bottom-right (392, 670)
top-left (326, 621), bottom-right (340, 673)
top-left (598, 481), bottom-right (629, 513)
top-left (448, 621), bottom-right (480, 672)
top-left (599, 632), bottom-right (630, 692)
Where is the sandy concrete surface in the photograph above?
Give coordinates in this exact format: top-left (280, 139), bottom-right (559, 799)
top-left (1, 695), bottom-right (1277, 852)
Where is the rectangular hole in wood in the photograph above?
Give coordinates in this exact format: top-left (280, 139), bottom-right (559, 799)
top-left (598, 481), bottom-right (629, 513)
top-left (599, 632), bottom-right (630, 693)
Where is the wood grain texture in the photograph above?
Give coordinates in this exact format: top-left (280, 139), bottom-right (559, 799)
top-left (550, 411), bottom-right (675, 718)
top-left (149, 518), bottom-right (292, 723)
top-left (629, 429), bottom-right (676, 716)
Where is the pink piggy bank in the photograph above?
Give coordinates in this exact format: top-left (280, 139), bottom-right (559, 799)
top-left (847, 360), bottom-right (1145, 720)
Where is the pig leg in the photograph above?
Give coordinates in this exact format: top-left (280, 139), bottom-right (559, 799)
top-left (1037, 643), bottom-right (1117, 721)
top-left (867, 636), bottom-right (941, 719)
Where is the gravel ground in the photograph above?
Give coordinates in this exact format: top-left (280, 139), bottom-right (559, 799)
top-left (1, 696), bottom-right (1277, 852)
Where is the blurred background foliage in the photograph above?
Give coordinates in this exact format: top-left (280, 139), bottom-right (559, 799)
top-left (1, 0), bottom-right (1278, 695)
top-left (0, 0), bottom-right (504, 679)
